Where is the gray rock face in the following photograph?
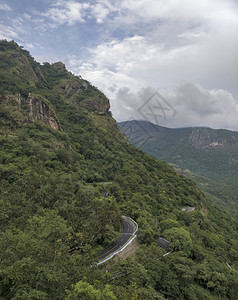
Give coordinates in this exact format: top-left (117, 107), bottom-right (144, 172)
top-left (27, 95), bottom-right (60, 130)
top-left (63, 78), bottom-right (88, 94)
top-left (14, 93), bottom-right (60, 130)
top-left (188, 128), bottom-right (238, 151)
top-left (51, 62), bottom-right (67, 73)
top-left (79, 95), bottom-right (110, 115)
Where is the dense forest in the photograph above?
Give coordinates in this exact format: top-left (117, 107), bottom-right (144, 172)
top-left (0, 40), bottom-right (238, 299)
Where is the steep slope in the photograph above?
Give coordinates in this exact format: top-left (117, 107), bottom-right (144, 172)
top-left (0, 41), bottom-right (238, 300)
top-left (119, 120), bottom-right (238, 215)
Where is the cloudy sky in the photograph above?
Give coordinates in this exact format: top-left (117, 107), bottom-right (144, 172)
top-left (1, 0), bottom-right (238, 130)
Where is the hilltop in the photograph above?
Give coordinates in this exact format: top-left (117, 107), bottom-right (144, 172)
top-left (119, 120), bottom-right (238, 215)
top-left (0, 41), bottom-right (238, 299)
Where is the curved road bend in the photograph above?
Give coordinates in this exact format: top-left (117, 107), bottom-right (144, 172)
top-left (98, 217), bottom-right (136, 263)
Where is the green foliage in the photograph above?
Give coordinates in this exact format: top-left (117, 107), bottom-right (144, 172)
top-left (163, 227), bottom-right (193, 254)
top-left (65, 279), bottom-right (116, 300)
top-left (119, 120), bottom-right (238, 216)
top-left (0, 41), bottom-right (238, 300)
top-left (0, 210), bottom-right (72, 299)
top-left (159, 219), bottom-right (181, 231)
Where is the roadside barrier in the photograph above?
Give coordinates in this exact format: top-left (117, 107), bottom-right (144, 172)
top-left (97, 216), bottom-right (138, 265)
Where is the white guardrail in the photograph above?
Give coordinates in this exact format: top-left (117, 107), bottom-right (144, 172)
top-left (97, 216), bottom-right (138, 265)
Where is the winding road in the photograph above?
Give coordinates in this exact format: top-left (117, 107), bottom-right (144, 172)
top-left (97, 216), bottom-right (137, 265)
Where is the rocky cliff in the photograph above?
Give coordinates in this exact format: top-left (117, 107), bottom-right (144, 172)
top-left (27, 94), bottom-right (60, 130)
top-left (188, 128), bottom-right (238, 151)
top-left (0, 41), bottom-right (110, 132)
top-left (3, 93), bottom-right (60, 130)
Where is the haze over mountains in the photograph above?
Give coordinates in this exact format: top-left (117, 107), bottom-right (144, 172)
top-left (119, 120), bottom-right (238, 215)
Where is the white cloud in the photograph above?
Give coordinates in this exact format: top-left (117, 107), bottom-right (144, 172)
top-left (0, 3), bottom-right (12, 11)
top-left (42, 0), bottom-right (117, 25)
top-left (24, 42), bottom-right (36, 49)
top-left (1, 0), bottom-right (237, 131)
top-left (91, 2), bottom-right (110, 23)
top-left (112, 82), bottom-right (238, 131)
top-left (43, 1), bottom-right (90, 25)
top-left (65, 0), bottom-right (238, 132)
top-left (69, 0), bottom-right (238, 86)
top-left (117, 0), bottom-right (236, 30)
top-left (0, 24), bottom-right (19, 40)
top-left (23, 13), bottom-right (32, 20)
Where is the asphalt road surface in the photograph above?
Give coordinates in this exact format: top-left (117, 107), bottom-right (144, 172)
top-left (98, 217), bottom-right (136, 262)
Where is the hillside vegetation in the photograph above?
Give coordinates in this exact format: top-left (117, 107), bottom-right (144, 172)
top-left (0, 41), bottom-right (238, 300)
top-left (119, 120), bottom-right (238, 216)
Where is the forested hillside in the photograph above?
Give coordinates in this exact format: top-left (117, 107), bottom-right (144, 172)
top-left (119, 120), bottom-right (238, 216)
top-left (0, 41), bottom-right (238, 300)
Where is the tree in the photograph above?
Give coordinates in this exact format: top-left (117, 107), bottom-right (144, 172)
top-left (65, 279), bottom-right (116, 300)
top-left (163, 227), bottom-right (193, 254)
top-left (159, 219), bottom-right (181, 232)
top-left (0, 210), bottom-right (73, 299)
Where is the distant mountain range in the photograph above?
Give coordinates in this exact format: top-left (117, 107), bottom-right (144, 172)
top-left (119, 120), bottom-right (238, 215)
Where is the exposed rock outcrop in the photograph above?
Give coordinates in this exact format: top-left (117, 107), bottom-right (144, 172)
top-left (51, 62), bottom-right (67, 73)
top-left (188, 128), bottom-right (238, 151)
top-left (79, 95), bottom-right (110, 115)
top-left (62, 77), bottom-right (88, 94)
top-left (27, 95), bottom-right (60, 130)
top-left (14, 93), bottom-right (60, 130)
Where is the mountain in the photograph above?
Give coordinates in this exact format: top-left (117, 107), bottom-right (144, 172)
top-left (0, 40), bottom-right (238, 299)
top-left (118, 120), bottom-right (238, 215)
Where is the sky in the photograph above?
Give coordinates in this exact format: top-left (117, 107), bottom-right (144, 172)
top-left (1, 0), bottom-right (238, 130)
